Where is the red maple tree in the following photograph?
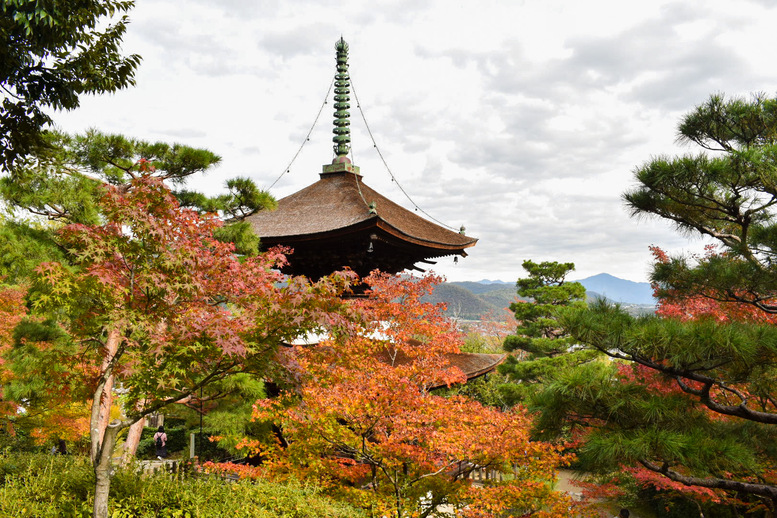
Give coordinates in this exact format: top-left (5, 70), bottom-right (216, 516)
top-left (230, 273), bottom-right (577, 518)
top-left (14, 172), bottom-right (354, 518)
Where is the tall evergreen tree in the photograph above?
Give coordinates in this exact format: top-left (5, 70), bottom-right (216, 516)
top-left (535, 93), bottom-right (777, 514)
top-left (498, 260), bottom-right (597, 406)
top-left (0, 129), bottom-right (274, 255)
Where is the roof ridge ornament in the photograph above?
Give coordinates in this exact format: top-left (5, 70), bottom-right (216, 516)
top-left (322, 38), bottom-right (359, 175)
top-left (333, 37), bottom-right (351, 158)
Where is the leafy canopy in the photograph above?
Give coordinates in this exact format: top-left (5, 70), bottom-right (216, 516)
top-left (0, 0), bottom-right (141, 169)
top-left (1, 130), bottom-right (275, 255)
top-left (1, 130), bottom-right (222, 224)
top-left (244, 273), bottom-right (576, 518)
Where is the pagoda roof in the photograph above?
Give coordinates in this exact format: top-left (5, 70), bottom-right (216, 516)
top-left (374, 349), bottom-right (506, 389)
top-left (248, 164), bottom-right (477, 279)
top-left (250, 167), bottom-right (476, 250)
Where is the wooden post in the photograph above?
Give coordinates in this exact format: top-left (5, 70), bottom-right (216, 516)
top-left (189, 432), bottom-right (196, 459)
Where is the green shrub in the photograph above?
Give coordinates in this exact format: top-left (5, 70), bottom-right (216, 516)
top-left (0, 453), bottom-right (94, 516)
top-left (109, 473), bottom-right (367, 518)
top-left (0, 453), bottom-right (365, 517)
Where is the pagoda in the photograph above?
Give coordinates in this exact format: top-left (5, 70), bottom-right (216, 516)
top-left (251, 39), bottom-right (501, 384)
top-left (248, 38), bottom-right (477, 281)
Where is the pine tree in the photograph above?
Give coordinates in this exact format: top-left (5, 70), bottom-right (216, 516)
top-left (498, 260), bottom-right (598, 406)
top-left (535, 94), bottom-right (777, 514)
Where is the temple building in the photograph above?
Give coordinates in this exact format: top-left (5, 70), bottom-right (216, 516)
top-left (251, 38), bottom-right (503, 384)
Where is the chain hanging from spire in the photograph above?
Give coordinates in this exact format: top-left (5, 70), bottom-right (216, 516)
top-left (332, 37), bottom-right (351, 157)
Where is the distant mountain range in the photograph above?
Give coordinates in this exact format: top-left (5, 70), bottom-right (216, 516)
top-left (574, 273), bottom-right (655, 305)
top-left (425, 274), bottom-right (655, 320)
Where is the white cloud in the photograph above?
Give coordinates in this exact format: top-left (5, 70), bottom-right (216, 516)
top-left (53, 0), bottom-right (777, 284)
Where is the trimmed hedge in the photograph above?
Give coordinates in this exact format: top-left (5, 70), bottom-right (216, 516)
top-left (0, 453), bottom-right (365, 517)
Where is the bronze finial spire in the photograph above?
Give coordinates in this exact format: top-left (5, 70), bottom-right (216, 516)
top-left (332, 37), bottom-right (351, 157)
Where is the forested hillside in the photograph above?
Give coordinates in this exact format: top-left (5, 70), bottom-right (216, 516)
top-left (427, 279), bottom-right (655, 320)
top-left (424, 282), bottom-right (522, 319)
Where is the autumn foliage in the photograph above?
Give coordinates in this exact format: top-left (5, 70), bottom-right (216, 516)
top-left (6, 172), bottom-right (356, 518)
top-left (27, 173), bottom-right (353, 418)
top-left (0, 283), bottom-right (27, 434)
top-left (651, 245), bottom-right (777, 324)
top-left (240, 273), bottom-right (576, 518)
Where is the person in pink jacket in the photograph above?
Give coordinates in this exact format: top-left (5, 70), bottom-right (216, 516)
top-left (153, 426), bottom-right (168, 460)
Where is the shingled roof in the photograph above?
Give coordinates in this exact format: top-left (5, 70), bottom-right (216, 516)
top-left (248, 160), bottom-right (477, 280)
top-left (373, 348), bottom-right (506, 389)
top-left (282, 333), bottom-right (505, 389)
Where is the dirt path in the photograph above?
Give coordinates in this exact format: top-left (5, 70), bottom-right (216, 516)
top-left (556, 470), bottom-right (657, 518)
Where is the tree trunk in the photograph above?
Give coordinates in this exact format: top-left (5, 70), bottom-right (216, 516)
top-left (96, 374), bottom-right (114, 448)
top-left (120, 419), bottom-right (144, 465)
top-left (92, 328), bottom-right (120, 462)
top-left (93, 420), bottom-right (122, 518)
top-left (90, 327), bottom-right (122, 518)
top-left (394, 472), bottom-right (403, 518)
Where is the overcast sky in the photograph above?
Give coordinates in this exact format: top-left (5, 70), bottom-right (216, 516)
top-left (56, 0), bottom-right (777, 283)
